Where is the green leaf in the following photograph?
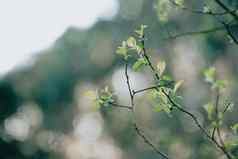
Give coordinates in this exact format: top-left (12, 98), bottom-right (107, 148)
top-left (135, 25), bottom-right (147, 38)
top-left (154, 103), bottom-right (172, 114)
top-left (127, 36), bottom-right (137, 48)
top-left (203, 102), bottom-right (214, 120)
top-left (203, 67), bottom-right (216, 83)
top-left (231, 123), bottom-right (238, 132)
top-left (116, 41), bottom-right (129, 60)
top-left (147, 89), bottom-right (160, 100)
top-left (225, 139), bottom-right (238, 151)
top-left (157, 61), bottom-right (166, 76)
top-left (174, 0), bottom-right (184, 6)
top-left (156, 0), bottom-right (171, 23)
top-left (213, 80), bottom-right (227, 90)
top-left (173, 80), bottom-right (184, 93)
top-left (203, 6), bottom-right (211, 13)
top-left (159, 79), bottom-right (175, 89)
top-left (132, 58), bottom-right (147, 71)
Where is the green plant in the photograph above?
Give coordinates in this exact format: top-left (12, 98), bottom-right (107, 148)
top-left (86, 24), bottom-right (238, 159)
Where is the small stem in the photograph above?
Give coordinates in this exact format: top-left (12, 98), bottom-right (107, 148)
top-left (133, 123), bottom-right (170, 159)
top-left (141, 34), bottom-right (160, 81)
top-left (164, 24), bottom-right (238, 40)
top-left (125, 63), bottom-right (135, 111)
top-left (223, 103), bottom-right (232, 114)
top-left (168, 0), bottom-right (238, 16)
top-left (214, 0), bottom-right (238, 22)
top-left (109, 102), bottom-right (132, 110)
top-left (133, 83), bottom-right (173, 95)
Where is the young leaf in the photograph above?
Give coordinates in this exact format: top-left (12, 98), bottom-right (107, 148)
top-left (203, 6), bottom-right (211, 13)
top-left (132, 58), bottom-right (147, 71)
top-left (116, 41), bottom-right (129, 60)
top-left (224, 139), bottom-right (238, 151)
top-left (173, 80), bottom-right (184, 93)
top-left (147, 89), bottom-right (160, 100)
top-left (174, 0), bottom-right (184, 6)
top-left (203, 102), bottom-right (214, 120)
top-left (154, 103), bottom-right (171, 114)
top-left (231, 123), bottom-right (238, 132)
top-left (159, 79), bottom-right (175, 89)
top-left (157, 61), bottom-right (166, 76)
top-left (135, 25), bottom-right (147, 38)
top-left (203, 67), bottom-right (216, 83)
top-left (213, 80), bottom-right (227, 90)
top-left (127, 36), bottom-right (137, 48)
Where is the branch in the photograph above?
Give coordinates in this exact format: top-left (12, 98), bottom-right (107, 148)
top-left (123, 62), bottom-right (170, 159)
top-left (162, 89), bottom-right (233, 159)
top-left (214, 0), bottom-right (238, 22)
top-left (141, 34), bottom-right (160, 80)
top-left (208, 8), bottom-right (238, 45)
top-left (164, 24), bottom-right (238, 40)
top-left (223, 23), bottom-right (238, 45)
top-left (140, 32), bottom-right (234, 159)
top-left (108, 102), bottom-right (132, 110)
top-left (125, 63), bottom-right (135, 110)
top-left (168, 0), bottom-right (237, 16)
top-left (133, 82), bottom-right (174, 95)
top-left (223, 102), bottom-right (232, 114)
top-left (134, 123), bottom-right (170, 159)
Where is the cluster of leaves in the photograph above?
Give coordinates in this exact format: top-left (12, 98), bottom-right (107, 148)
top-left (85, 86), bottom-right (114, 109)
top-left (155, 0), bottom-right (184, 22)
top-left (203, 67), bottom-right (227, 90)
top-left (86, 24), bottom-right (238, 159)
top-left (148, 62), bottom-right (184, 115)
top-left (117, 25), bottom-right (184, 115)
top-left (203, 67), bottom-right (238, 151)
top-left (116, 25), bottom-right (148, 71)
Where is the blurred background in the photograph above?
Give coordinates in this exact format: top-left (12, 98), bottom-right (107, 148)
top-left (0, 0), bottom-right (238, 159)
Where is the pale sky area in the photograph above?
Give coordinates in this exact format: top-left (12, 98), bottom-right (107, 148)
top-left (0, 0), bottom-right (119, 76)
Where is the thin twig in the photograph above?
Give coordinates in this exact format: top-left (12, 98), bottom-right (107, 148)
top-left (140, 31), bottom-right (234, 159)
top-left (214, 0), bottom-right (238, 22)
top-left (108, 102), bottom-right (132, 110)
top-left (223, 103), bottom-right (232, 114)
top-left (214, 89), bottom-right (233, 159)
top-left (212, 127), bottom-right (217, 139)
top-left (209, 8), bottom-right (238, 45)
top-left (133, 82), bottom-right (174, 95)
top-left (141, 34), bottom-right (160, 80)
top-left (163, 24), bottom-right (238, 40)
top-left (163, 88), bottom-right (233, 159)
top-left (223, 23), bottom-right (238, 45)
top-left (134, 123), bottom-right (170, 159)
top-left (125, 63), bottom-right (135, 111)
top-left (123, 61), bottom-right (171, 159)
top-left (168, 0), bottom-right (238, 16)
